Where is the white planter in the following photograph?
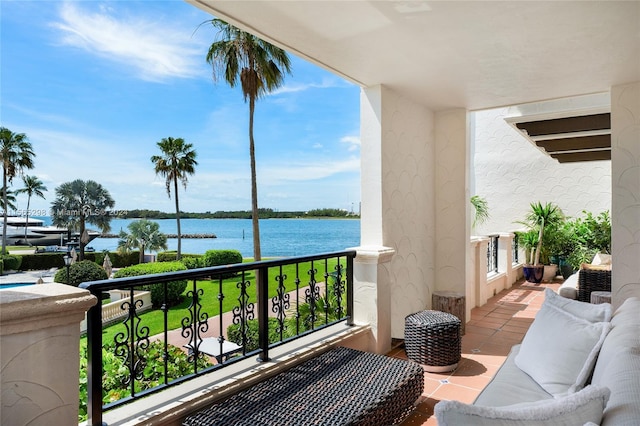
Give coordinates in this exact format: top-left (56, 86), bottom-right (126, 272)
top-left (543, 264), bottom-right (558, 282)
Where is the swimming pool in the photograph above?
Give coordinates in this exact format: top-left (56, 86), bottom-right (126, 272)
top-left (0, 282), bottom-right (35, 289)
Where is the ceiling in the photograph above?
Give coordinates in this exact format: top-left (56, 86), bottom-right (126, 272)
top-left (187, 1), bottom-right (638, 163)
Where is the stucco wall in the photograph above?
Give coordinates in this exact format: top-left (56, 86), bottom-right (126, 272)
top-left (375, 86), bottom-right (436, 338)
top-left (472, 107), bottom-right (611, 236)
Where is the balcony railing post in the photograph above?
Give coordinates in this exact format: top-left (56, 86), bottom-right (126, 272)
top-left (346, 254), bottom-right (354, 326)
top-left (257, 266), bottom-right (270, 362)
top-left (85, 287), bottom-right (105, 426)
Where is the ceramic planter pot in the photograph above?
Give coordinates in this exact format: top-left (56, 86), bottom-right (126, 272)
top-left (523, 265), bottom-right (544, 283)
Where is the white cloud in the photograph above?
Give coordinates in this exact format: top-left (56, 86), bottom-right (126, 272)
top-left (341, 135), bottom-right (361, 152)
top-left (52, 2), bottom-right (204, 82)
top-left (269, 77), bottom-right (343, 96)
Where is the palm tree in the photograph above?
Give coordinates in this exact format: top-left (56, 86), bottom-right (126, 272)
top-left (0, 187), bottom-right (17, 212)
top-left (1, 127), bottom-right (35, 254)
top-left (118, 219), bottom-right (168, 264)
top-left (521, 202), bottom-right (564, 265)
top-left (205, 19), bottom-right (292, 261)
top-left (151, 137), bottom-right (197, 260)
top-left (15, 175), bottom-right (47, 245)
top-left (50, 179), bottom-right (115, 260)
top-left (471, 195), bottom-right (490, 229)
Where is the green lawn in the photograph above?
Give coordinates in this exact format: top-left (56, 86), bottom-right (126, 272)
top-left (85, 258), bottom-right (343, 346)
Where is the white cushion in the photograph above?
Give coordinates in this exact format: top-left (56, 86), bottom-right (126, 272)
top-left (435, 385), bottom-right (610, 426)
top-left (544, 288), bottom-right (612, 322)
top-left (473, 345), bottom-right (552, 407)
top-left (596, 349), bottom-right (640, 425)
top-left (558, 272), bottom-right (579, 300)
top-left (514, 301), bottom-right (611, 397)
top-left (591, 252), bottom-right (612, 265)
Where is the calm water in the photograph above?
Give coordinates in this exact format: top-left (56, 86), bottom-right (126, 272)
top-left (39, 218), bottom-right (360, 258)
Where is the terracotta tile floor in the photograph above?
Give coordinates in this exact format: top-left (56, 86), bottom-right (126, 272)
top-left (392, 278), bottom-right (562, 425)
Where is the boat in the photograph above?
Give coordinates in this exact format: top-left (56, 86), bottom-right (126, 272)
top-left (0, 217), bottom-right (100, 247)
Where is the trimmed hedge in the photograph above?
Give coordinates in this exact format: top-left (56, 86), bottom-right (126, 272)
top-left (54, 260), bottom-right (108, 287)
top-left (2, 254), bottom-right (22, 271)
top-left (16, 251), bottom-right (139, 271)
top-left (202, 249), bottom-right (242, 268)
top-left (113, 261), bottom-right (188, 307)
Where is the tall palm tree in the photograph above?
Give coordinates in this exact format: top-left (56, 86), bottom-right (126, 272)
top-left (50, 179), bottom-right (115, 260)
top-left (118, 219), bottom-right (168, 264)
top-left (1, 127), bottom-right (35, 254)
top-left (0, 187), bottom-right (17, 212)
top-left (15, 175), bottom-right (48, 245)
top-left (151, 137), bottom-right (197, 260)
top-left (205, 19), bottom-right (292, 261)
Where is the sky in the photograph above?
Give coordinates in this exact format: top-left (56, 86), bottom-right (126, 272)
top-left (1, 0), bottom-right (361, 216)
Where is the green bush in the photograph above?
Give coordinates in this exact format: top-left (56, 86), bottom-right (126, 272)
top-left (227, 317), bottom-right (284, 352)
top-left (2, 254), bottom-right (22, 271)
top-left (78, 340), bottom-right (211, 422)
top-left (54, 260), bottom-right (108, 287)
top-left (157, 251), bottom-right (202, 263)
top-left (202, 249), bottom-right (243, 268)
top-left (113, 261), bottom-right (188, 307)
top-left (180, 256), bottom-right (202, 270)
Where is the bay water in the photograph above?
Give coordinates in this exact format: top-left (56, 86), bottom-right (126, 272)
top-left (57, 218), bottom-right (360, 258)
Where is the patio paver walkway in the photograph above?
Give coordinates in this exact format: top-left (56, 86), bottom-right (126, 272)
top-left (393, 278), bottom-right (561, 425)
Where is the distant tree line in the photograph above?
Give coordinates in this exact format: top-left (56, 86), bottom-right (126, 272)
top-left (120, 208), bottom-right (358, 220)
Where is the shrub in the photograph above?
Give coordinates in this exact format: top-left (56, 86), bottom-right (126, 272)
top-left (2, 254), bottom-right (22, 271)
top-left (202, 249), bottom-right (243, 268)
top-left (180, 256), bottom-right (202, 270)
top-left (78, 340), bottom-right (211, 422)
top-left (54, 260), bottom-right (108, 287)
top-left (227, 317), bottom-right (284, 351)
top-left (113, 261), bottom-right (188, 307)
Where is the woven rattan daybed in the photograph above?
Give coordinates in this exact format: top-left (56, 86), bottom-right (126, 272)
top-left (182, 346), bottom-right (424, 426)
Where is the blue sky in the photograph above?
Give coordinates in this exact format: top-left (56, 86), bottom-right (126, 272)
top-left (1, 0), bottom-right (361, 215)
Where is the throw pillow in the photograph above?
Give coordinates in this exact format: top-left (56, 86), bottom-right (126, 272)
top-left (514, 302), bottom-right (611, 397)
top-left (580, 263), bottom-right (611, 271)
top-left (591, 252), bottom-right (612, 265)
top-left (545, 288), bottom-right (612, 322)
top-left (435, 385), bottom-right (610, 426)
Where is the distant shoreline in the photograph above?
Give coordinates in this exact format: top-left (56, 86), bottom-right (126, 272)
top-left (100, 233), bottom-right (217, 239)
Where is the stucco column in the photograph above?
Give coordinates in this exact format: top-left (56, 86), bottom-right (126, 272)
top-left (353, 247), bottom-right (395, 354)
top-left (435, 109), bottom-right (471, 296)
top-left (359, 85), bottom-right (435, 340)
top-left (1, 284), bottom-right (97, 426)
top-left (611, 82), bottom-right (640, 306)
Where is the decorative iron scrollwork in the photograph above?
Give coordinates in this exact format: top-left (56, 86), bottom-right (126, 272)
top-left (113, 295), bottom-right (149, 392)
top-left (272, 272), bottom-right (289, 338)
top-left (232, 277), bottom-right (255, 348)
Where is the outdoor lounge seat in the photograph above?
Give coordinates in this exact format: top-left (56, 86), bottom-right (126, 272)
top-left (182, 346), bottom-right (424, 426)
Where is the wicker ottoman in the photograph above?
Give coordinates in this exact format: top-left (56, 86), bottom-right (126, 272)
top-left (404, 310), bottom-right (461, 372)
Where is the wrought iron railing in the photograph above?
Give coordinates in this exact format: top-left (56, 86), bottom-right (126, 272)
top-left (486, 235), bottom-right (499, 274)
top-left (81, 250), bottom-right (356, 426)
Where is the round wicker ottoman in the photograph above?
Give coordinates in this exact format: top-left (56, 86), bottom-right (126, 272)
top-left (404, 310), bottom-right (461, 372)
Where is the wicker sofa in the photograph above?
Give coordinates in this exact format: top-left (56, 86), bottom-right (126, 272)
top-left (435, 290), bottom-right (640, 425)
top-left (559, 253), bottom-right (612, 302)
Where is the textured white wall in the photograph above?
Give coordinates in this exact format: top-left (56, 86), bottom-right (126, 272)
top-left (356, 86), bottom-right (435, 337)
top-left (611, 82), bottom-right (640, 304)
top-left (435, 109), bottom-right (471, 298)
top-left (473, 107), bottom-right (611, 236)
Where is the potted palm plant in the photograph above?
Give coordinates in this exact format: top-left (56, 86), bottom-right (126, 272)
top-left (518, 202), bottom-right (564, 283)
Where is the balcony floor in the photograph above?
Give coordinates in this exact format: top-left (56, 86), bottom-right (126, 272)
top-left (390, 278), bottom-right (562, 425)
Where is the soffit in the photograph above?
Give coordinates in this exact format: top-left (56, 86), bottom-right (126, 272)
top-left (188, 0), bottom-right (640, 112)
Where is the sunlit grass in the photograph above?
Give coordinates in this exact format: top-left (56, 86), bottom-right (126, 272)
top-left (83, 258), bottom-right (342, 345)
